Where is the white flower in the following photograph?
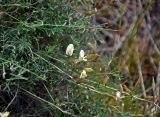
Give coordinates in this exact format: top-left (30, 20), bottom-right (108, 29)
top-left (79, 50), bottom-right (85, 59)
top-left (66, 44), bottom-right (74, 56)
top-left (79, 50), bottom-right (87, 61)
top-left (80, 70), bottom-right (87, 79)
top-left (116, 91), bottom-right (121, 100)
top-left (94, 8), bottom-right (97, 13)
top-left (0, 112), bottom-right (10, 117)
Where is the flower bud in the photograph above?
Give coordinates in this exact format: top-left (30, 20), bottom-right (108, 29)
top-left (84, 68), bottom-right (93, 72)
top-left (66, 44), bottom-right (74, 56)
top-left (79, 50), bottom-right (85, 59)
top-left (116, 91), bottom-right (121, 100)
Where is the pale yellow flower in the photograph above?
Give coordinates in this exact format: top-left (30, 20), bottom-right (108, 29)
top-left (0, 112), bottom-right (10, 117)
top-left (80, 70), bottom-right (87, 79)
top-left (84, 68), bottom-right (93, 72)
top-left (66, 44), bottom-right (74, 56)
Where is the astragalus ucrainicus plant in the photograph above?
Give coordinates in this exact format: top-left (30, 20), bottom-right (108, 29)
top-left (0, 0), bottom-right (90, 116)
top-left (1, 0), bottom-right (158, 116)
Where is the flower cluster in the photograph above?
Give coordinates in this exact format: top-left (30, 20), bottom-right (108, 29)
top-left (65, 44), bottom-right (96, 80)
top-left (66, 44), bottom-right (87, 62)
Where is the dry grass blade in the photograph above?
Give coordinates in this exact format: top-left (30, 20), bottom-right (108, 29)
top-left (135, 47), bottom-right (146, 97)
